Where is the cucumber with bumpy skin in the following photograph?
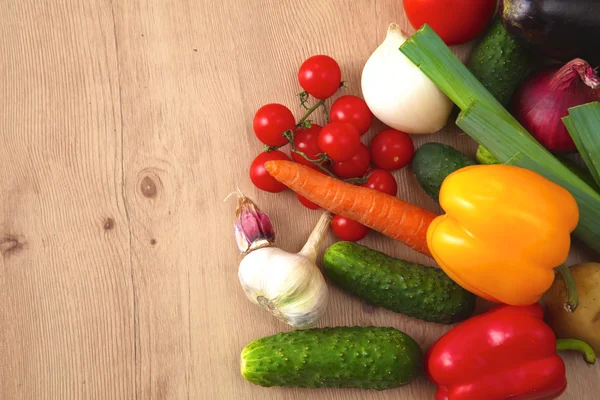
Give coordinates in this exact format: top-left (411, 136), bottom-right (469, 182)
top-left (241, 326), bottom-right (423, 390)
top-left (467, 17), bottom-right (533, 164)
top-left (324, 242), bottom-right (476, 324)
top-left (467, 18), bottom-right (532, 107)
top-left (412, 142), bottom-right (475, 202)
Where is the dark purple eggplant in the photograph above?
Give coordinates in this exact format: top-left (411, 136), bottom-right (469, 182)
top-left (502, 0), bottom-right (600, 67)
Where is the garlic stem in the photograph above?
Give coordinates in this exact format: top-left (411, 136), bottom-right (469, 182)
top-left (298, 212), bottom-right (332, 262)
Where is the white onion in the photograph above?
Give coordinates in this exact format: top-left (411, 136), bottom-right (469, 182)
top-left (361, 23), bottom-right (453, 134)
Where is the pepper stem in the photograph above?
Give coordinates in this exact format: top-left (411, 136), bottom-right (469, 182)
top-left (556, 264), bottom-right (579, 312)
top-left (298, 212), bottom-right (332, 263)
top-left (556, 338), bottom-right (596, 364)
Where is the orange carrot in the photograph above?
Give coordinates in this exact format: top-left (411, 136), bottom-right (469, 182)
top-left (265, 160), bottom-right (436, 257)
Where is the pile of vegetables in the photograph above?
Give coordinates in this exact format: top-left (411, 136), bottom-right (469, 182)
top-left (233, 0), bottom-right (600, 396)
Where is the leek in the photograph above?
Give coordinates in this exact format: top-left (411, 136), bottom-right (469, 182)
top-left (399, 25), bottom-right (600, 254)
top-left (563, 102), bottom-right (600, 188)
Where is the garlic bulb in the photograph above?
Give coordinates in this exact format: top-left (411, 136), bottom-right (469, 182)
top-left (233, 194), bottom-right (329, 329)
top-left (361, 23), bottom-right (453, 134)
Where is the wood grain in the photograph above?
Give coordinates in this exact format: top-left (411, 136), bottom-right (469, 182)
top-left (0, 0), bottom-right (598, 399)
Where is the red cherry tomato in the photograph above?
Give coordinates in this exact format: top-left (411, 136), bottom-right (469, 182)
top-left (249, 151), bottom-right (290, 193)
top-left (291, 124), bottom-right (327, 169)
top-left (330, 95), bottom-right (373, 136)
top-left (253, 104), bottom-right (296, 146)
top-left (331, 215), bottom-right (369, 242)
top-left (403, 0), bottom-right (496, 45)
top-left (318, 122), bottom-right (361, 162)
top-left (370, 129), bottom-right (414, 171)
top-left (296, 193), bottom-right (321, 210)
top-left (298, 55), bottom-right (342, 100)
top-left (331, 143), bottom-right (370, 179)
top-left (362, 169), bottom-right (398, 196)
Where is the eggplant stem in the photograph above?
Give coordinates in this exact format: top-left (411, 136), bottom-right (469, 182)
top-left (556, 338), bottom-right (596, 364)
top-left (557, 264), bottom-right (579, 312)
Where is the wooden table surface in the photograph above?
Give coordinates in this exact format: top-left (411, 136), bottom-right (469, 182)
top-left (1, 1), bottom-right (598, 399)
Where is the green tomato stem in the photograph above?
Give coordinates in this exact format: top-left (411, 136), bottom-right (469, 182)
top-left (268, 82), bottom-right (345, 151)
top-left (556, 338), bottom-right (596, 364)
top-left (264, 143), bottom-right (287, 152)
top-left (294, 150), bottom-right (337, 178)
top-left (283, 131), bottom-right (369, 184)
top-left (295, 81), bottom-right (344, 126)
top-left (282, 130), bottom-right (335, 178)
top-left (322, 102), bottom-right (330, 123)
top-left (557, 264), bottom-right (579, 312)
top-left (297, 91), bottom-right (310, 111)
top-left (297, 99), bottom-right (327, 126)
top-left (344, 175), bottom-right (369, 185)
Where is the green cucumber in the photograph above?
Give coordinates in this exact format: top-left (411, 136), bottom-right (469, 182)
top-left (467, 18), bottom-right (532, 107)
top-left (241, 326), bottom-right (423, 390)
top-left (476, 145), bottom-right (499, 165)
top-left (323, 242), bottom-right (476, 324)
top-left (412, 142), bottom-right (475, 201)
top-left (467, 17), bottom-right (533, 164)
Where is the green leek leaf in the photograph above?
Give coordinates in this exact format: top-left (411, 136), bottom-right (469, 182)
top-left (563, 103), bottom-right (600, 188)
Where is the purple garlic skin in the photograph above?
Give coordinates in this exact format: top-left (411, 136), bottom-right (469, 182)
top-left (234, 196), bottom-right (275, 253)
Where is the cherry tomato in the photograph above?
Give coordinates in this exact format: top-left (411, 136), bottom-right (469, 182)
top-left (253, 104), bottom-right (296, 146)
top-left (370, 129), bottom-right (414, 171)
top-left (403, 0), bottom-right (496, 45)
top-left (249, 151), bottom-right (290, 193)
top-left (331, 143), bottom-right (370, 179)
top-left (330, 95), bottom-right (373, 136)
top-left (296, 193), bottom-right (321, 210)
top-left (362, 169), bottom-right (398, 196)
top-left (298, 55), bottom-right (342, 100)
top-left (331, 215), bottom-right (369, 242)
top-left (291, 124), bottom-right (327, 169)
top-left (318, 122), bottom-right (361, 162)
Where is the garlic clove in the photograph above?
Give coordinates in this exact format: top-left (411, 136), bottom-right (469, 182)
top-left (234, 195), bottom-right (275, 253)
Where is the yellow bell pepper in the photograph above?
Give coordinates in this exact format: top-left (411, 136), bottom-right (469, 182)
top-left (427, 165), bottom-right (579, 306)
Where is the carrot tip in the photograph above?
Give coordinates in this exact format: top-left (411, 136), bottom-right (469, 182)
top-left (264, 161), bottom-right (276, 174)
top-left (265, 161), bottom-right (285, 179)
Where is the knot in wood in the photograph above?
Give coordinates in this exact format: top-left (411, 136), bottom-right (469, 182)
top-left (103, 218), bottom-right (115, 230)
top-left (140, 176), bottom-right (158, 198)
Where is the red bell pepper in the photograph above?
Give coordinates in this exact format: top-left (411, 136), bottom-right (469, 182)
top-left (426, 304), bottom-right (594, 400)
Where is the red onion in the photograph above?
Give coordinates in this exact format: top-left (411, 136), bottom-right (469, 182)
top-left (512, 59), bottom-right (600, 152)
